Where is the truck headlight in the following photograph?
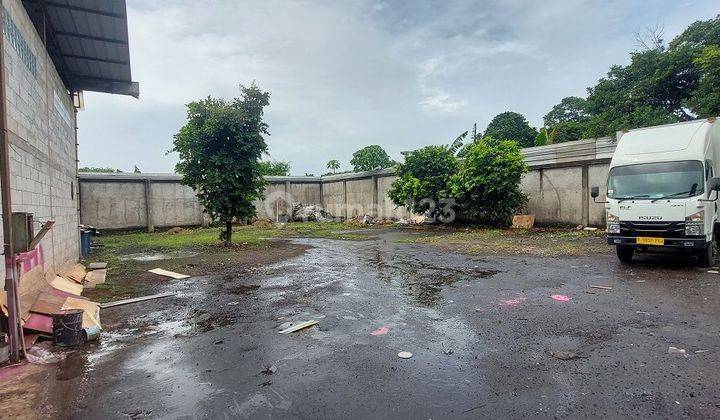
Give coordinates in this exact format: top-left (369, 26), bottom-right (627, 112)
top-left (685, 210), bottom-right (704, 236)
top-left (606, 212), bottom-right (620, 234)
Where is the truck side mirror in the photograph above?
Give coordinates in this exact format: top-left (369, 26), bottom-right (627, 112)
top-left (709, 177), bottom-right (720, 192)
top-left (590, 186), bottom-right (599, 199)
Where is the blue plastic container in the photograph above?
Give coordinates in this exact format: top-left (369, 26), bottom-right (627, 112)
top-left (80, 230), bottom-right (92, 257)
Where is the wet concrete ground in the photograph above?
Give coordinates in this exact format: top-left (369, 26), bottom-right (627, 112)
top-left (60, 229), bottom-right (720, 418)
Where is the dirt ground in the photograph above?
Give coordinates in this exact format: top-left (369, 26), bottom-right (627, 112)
top-left (3, 225), bottom-right (720, 418)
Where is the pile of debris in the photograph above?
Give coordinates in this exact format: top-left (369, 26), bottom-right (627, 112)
top-left (290, 204), bottom-right (334, 222)
top-left (0, 262), bottom-right (107, 363)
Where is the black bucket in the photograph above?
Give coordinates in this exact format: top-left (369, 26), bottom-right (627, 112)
top-left (52, 309), bottom-right (85, 347)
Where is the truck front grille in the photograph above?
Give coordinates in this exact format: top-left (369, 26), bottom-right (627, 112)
top-left (619, 221), bottom-right (686, 238)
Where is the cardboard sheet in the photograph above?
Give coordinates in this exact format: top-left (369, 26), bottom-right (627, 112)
top-left (18, 266), bottom-right (50, 321)
top-left (30, 292), bottom-right (65, 316)
top-left (48, 274), bottom-right (83, 296)
top-left (61, 297), bottom-right (101, 329)
top-left (84, 269), bottom-right (107, 288)
top-left (59, 263), bottom-right (87, 284)
top-left (512, 214), bottom-right (535, 229)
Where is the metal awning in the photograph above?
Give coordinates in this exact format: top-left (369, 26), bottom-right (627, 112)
top-left (21, 0), bottom-right (139, 97)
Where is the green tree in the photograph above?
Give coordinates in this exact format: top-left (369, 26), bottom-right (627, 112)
top-left (543, 96), bottom-right (589, 126)
top-left (685, 45), bottom-right (720, 117)
top-left (451, 138), bottom-right (527, 226)
top-left (388, 145), bottom-right (458, 219)
top-left (534, 127), bottom-right (555, 146)
top-left (578, 16), bottom-right (720, 138)
top-left (542, 97), bottom-right (591, 143)
top-left (483, 112), bottom-right (538, 148)
top-left (350, 145), bottom-right (394, 172)
top-left (326, 159), bottom-right (340, 174)
top-left (78, 166), bottom-right (122, 173)
top-left (171, 84), bottom-right (270, 245)
top-left (259, 160), bottom-right (291, 176)
top-left (668, 15), bottom-right (720, 50)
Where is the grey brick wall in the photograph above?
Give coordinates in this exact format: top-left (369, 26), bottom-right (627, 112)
top-left (0, 0), bottom-right (79, 287)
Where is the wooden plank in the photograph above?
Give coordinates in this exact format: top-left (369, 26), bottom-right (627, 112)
top-left (87, 262), bottom-right (107, 269)
top-left (30, 292), bottom-right (65, 315)
top-left (99, 292), bottom-right (176, 309)
top-left (148, 268), bottom-right (190, 279)
top-left (28, 220), bottom-right (55, 250)
top-left (279, 320), bottom-right (318, 334)
top-left (23, 313), bottom-right (53, 334)
top-left (18, 266), bottom-right (50, 321)
top-left (61, 297), bottom-right (101, 329)
top-left (512, 215), bottom-right (535, 229)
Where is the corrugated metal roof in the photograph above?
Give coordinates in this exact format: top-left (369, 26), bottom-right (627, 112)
top-left (22, 0), bottom-right (139, 97)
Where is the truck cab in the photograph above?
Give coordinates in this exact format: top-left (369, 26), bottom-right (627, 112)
top-left (592, 118), bottom-right (720, 266)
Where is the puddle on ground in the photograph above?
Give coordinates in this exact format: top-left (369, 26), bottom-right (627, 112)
top-left (118, 250), bottom-right (199, 261)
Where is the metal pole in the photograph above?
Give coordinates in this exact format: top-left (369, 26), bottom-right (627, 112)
top-left (0, 8), bottom-right (20, 362)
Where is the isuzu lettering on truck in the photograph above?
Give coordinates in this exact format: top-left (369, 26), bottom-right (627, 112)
top-left (591, 118), bottom-right (720, 266)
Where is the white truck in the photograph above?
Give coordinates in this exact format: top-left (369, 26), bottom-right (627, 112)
top-left (591, 117), bottom-right (720, 266)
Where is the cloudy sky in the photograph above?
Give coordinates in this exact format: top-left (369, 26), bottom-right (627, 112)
top-left (77, 0), bottom-right (720, 175)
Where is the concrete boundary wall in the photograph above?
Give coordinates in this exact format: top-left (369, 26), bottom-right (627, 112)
top-left (79, 137), bottom-right (616, 230)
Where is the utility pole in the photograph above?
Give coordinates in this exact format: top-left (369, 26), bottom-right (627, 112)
top-left (473, 122), bottom-right (477, 140)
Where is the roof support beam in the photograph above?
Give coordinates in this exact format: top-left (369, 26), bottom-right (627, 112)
top-left (53, 30), bottom-right (128, 45)
top-left (26, 0), bottom-right (127, 19)
top-left (63, 53), bottom-right (129, 65)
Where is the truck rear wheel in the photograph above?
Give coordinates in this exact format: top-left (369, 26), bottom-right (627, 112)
top-left (697, 242), bottom-right (716, 267)
top-left (616, 245), bottom-right (634, 263)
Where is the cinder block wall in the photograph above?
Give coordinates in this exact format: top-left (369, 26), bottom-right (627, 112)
top-left (0, 0), bottom-right (80, 287)
top-left (79, 139), bottom-right (615, 230)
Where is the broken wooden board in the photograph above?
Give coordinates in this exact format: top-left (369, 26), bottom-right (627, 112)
top-left (47, 274), bottom-right (83, 296)
top-left (23, 313), bottom-right (53, 334)
top-left (61, 297), bottom-right (101, 329)
top-left (99, 292), bottom-right (175, 309)
top-left (59, 263), bottom-right (87, 284)
top-left (279, 320), bottom-right (318, 334)
top-left (30, 292), bottom-right (65, 316)
top-left (512, 214), bottom-right (535, 229)
top-left (87, 262), bottom-right (107, 270)
top-left (18, 266), bottom-right (50, 321)
top-left (148, 268), bottom-right (190, 279)
top-left (84, 269), bottom-right (107, 288)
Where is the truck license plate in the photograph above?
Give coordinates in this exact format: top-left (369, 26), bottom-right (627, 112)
top-left (636, 237), bottom-right (664, 246)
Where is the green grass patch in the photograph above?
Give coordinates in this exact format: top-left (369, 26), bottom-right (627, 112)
top-left (399, 227), bottom-right (608, 257)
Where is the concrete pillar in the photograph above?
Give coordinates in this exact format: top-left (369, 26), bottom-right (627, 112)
top-left (319, 180), bottom-right (324, 208)
top-left (144, 179), bottom-right (154, 233)
top-left (284, 180), bottom-right (291, 216)
top-left (581, 164), bottom-right (589, 227)
top-left (371, 175), bottom-right (378, 218)
top-left (343, 180), bottom-right (348, 220)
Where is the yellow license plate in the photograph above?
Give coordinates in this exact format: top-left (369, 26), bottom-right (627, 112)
top-left (636, 237), bottom-right (665, 246)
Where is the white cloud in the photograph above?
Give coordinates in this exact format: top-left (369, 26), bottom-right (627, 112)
top-left (77, 0), bottom-right (720, 175)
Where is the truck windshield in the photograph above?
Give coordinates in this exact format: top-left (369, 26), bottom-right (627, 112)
top-left (607, 160), bottom-right (704, 200)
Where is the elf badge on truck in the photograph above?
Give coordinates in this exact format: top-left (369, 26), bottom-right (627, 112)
top-left (591, 117), bottom-right (720, 266)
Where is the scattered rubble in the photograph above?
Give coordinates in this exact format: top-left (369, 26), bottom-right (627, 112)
top-left (291, 204), bottom-right (333, 222)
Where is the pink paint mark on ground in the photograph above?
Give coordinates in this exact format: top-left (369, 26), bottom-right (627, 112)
top-left (500, 296), bottom-right (527, 307)
top-left (551, 294), bottom-right (571, 302)
top-left (371, 326), bottom-right (389, 336)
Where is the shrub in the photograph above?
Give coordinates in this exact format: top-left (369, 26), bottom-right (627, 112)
top-left (388, 145), bottom-right (458, 219)
top-left (451, 138), bottom-right (527, 225)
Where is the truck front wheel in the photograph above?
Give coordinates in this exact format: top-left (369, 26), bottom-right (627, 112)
top-left (616, 245), bottom-right (634, 263)
top-left (697, 242), bottom-right (716, 267)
